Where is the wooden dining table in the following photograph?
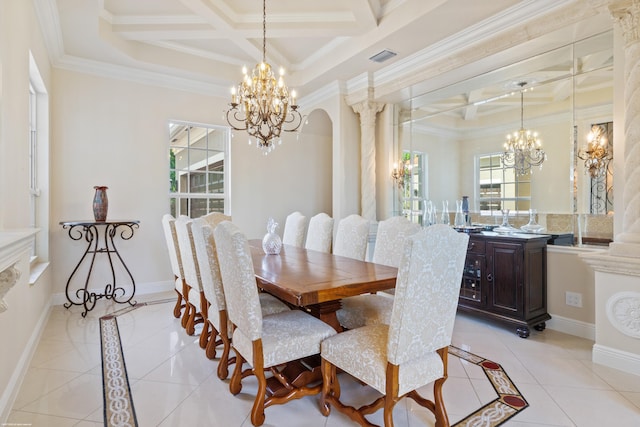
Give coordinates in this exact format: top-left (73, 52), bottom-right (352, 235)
top-left (248, 240), bottom-right (398, 331)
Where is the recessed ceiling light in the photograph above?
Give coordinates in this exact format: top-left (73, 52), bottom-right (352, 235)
top-left (369, 49), bottom-right (397, 63)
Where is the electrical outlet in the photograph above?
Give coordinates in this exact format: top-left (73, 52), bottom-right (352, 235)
top-left (565, 291), bottom-right (583, 308)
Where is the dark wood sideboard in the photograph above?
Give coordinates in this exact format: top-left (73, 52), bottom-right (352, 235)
top-left (457, 231), bottom-right (551, 338)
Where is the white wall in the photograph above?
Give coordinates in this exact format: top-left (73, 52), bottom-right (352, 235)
top-left (0, 0), bottom-right (53, 421)
top-left (50, 69), bottom-right (333, 296)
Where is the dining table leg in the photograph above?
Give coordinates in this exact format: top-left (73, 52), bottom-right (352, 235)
top-left (306, 300), bottom-right (343, 332)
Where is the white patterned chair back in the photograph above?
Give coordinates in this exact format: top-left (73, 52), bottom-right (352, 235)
top-left (201, 212), bottom-right (231, 230)
top-left (304, 213), bottom-right (334, 253)
top-left (372, 216), bottom-right (422, 268)
top-left (174, 215), bottom-right (203, 292)
top-left (214, 221), bottom-right (263, 341)
top-left (191, 217), bottom-right (229, 319)
top-left (387, 224), bottom-right (468, 365)
top-left (333, 214), bottom-right (370, 261)
top-left (161, 214), bottom-right (184, 281)
top-left (282, 211), bottom-right (307, 247)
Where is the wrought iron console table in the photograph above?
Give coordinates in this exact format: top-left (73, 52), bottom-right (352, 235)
top-left (60, 220), bottom-right (139, 317)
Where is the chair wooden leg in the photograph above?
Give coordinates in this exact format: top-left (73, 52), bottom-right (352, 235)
top-left (320, 358), bottom-right (335, 416)
top-left (250, 340), bottom-right (266, 427)
top-left (434, 347), bottom-right (450, 427)
top-left (173, 289), bottom-right (183, 318)
top-left (199, 319), bottom-right (211, 348)
top-left (205, 320), bottom-right (218, 360)
top-left (198, 292), bottom-right (209, 348)
top-left (181, 281), bottom-right (190, 328)
top-left (186, 303), bottom-right (197, 335)
top-left (217, 314), bottom-right (232, 379)
top-left (229, 350), bottom-right (244, 395)
top-left (181, 301), bottom-right (191, 328)
top-left (382, 363), bottom-right (401, 427)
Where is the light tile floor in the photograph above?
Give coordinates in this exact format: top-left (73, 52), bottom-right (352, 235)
top-left (8, 292), bottom-right (640, 426)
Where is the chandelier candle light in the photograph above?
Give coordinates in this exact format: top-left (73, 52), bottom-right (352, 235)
top-left (501, 82), bottom-right (546, 175)
top-left (578, 124), bottom-right (612, 178)
top-left (225, 0), bottom-right (304, 153)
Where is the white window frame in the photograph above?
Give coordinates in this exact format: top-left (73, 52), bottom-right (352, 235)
top-left (477, 152), bottom-right (531, 217)
top-left (168, 121), bottom-right (230, 218)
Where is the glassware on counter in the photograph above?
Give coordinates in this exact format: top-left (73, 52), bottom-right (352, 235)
top-left (454, 199), bottom-right (465, 227)
top-left (521, 209), bottom-right (545, 233)
top-left (462, 196), bottom-right (470, 226)
top-left (494, 209), bottom-right (517, 233)
top-left (441, 200), bottom-right (450, 225)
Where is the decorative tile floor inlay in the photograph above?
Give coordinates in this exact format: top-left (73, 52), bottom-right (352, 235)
top-left (449, 345), bottom-right (528, 427)
top-left (99, 301), bottom-right (528, 427)
top-left (100, 304), bottom-right (144, 427)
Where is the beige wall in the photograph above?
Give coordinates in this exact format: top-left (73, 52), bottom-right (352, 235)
top-left (547, 246), bottom-right (598, 337)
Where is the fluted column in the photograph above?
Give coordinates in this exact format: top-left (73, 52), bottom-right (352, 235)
top-left (352, 101), bottom-right (385, 222)
top-left (608, 0), bottom-right (640, 257)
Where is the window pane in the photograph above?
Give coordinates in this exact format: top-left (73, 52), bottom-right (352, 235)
top-left (190, 198), bottom-right (208, 218)
top-left (518, 182), bottom-right (531, 197)
top-left (168, 121), bottom-right (229, 217)
top-left (503, 183), bottom-right (516, 198)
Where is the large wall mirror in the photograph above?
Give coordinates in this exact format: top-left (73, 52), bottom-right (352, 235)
top-left (397, 30), bottom-right (613, 240)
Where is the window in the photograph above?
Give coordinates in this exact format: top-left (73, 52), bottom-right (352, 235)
top-left (400, 151), bottom-right (427, 225)
top-left (28, 53), bottom-right (49, 265)
top-left (478, 153), bottom-right (531, 216)
top-left (168, 121), bottom-right (229, 217)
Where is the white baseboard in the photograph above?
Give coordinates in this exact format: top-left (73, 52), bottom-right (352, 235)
top-left (546, 314), bottom-right (596, 340)
top-left (0, 297), bottom-right (53, 424)
top-left (593, 344), bottom-right (640, 376)
top-left (51, 280), bottom-right (174, 306)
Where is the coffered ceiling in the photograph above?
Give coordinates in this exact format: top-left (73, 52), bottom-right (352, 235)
top-left (35, 0), bottom-right (613, 106)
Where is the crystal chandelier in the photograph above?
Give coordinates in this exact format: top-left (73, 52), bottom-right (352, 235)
top-left (224, 0), bottom-right (303, 153)
top-left (578, 124), bottom-right (612, 178)
top-left (501, 82), bottom-right (546, 175)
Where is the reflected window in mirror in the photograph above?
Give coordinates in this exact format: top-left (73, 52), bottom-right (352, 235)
top-left (168, 121), bottom-right (230, 218)
top-left (478, 153), bottom-right (531, 217)
top-left (400, 151), bottom-right (427, 225)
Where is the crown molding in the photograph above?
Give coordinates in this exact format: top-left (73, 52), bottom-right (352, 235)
top-left (54, 55), bottom-right (230, 97)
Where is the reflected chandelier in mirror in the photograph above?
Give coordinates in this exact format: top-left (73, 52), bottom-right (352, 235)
top-left (501, 82), bottom-right (546, 176)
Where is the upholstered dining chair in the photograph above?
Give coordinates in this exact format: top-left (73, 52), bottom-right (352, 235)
top-left (282, 211), bottom-right (308, 247)
top-left (161, 214), bottom-right (189, 326)
top-left (337, 216), bottom-right (423, 330)
top-left (320, 224), bottom-right (469, 427)
top-left (190, 213), bottom-right (230, 350)
top-left (191, 217), bottom-right (290, 379)
top-left (174, 215), bottom-right (206, 336)
top-left (214, 221), bottom-right (337, 427)
top-left (304, 212), bottom-right (334, 253)
top-left (333, 214), bottom-right (370, 261)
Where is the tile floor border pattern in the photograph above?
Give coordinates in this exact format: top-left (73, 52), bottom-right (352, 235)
top-left (449, 346), bottom-right (528, 427)
top-left (99, 300), bottom-right (173, 427)
top-left (100, 300), bottom-right (529, 427)
top-left (100, 315), bottom-right (137, 427)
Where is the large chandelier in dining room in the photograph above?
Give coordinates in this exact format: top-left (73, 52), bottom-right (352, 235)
top-left (224, 0), bottom-right (304, 154)
top-left (501, 82), bottom-right (546, 175)
top-left (578, 124), bottom-right (612, 178)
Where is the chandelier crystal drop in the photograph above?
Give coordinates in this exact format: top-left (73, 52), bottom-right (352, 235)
top-left (578, 124), bottom-right (612, 178)
top-left (224, 0), bottom-right (303, 152)
top-left (501, 83), bottom-right (546, 176)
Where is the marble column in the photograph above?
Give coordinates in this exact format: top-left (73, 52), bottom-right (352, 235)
top-left (352, 101), bottom-right (385, 222)
top-left (609, 0), bottom-right (640, 257)
top-left (580, 0), bottom-right (640, 376)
